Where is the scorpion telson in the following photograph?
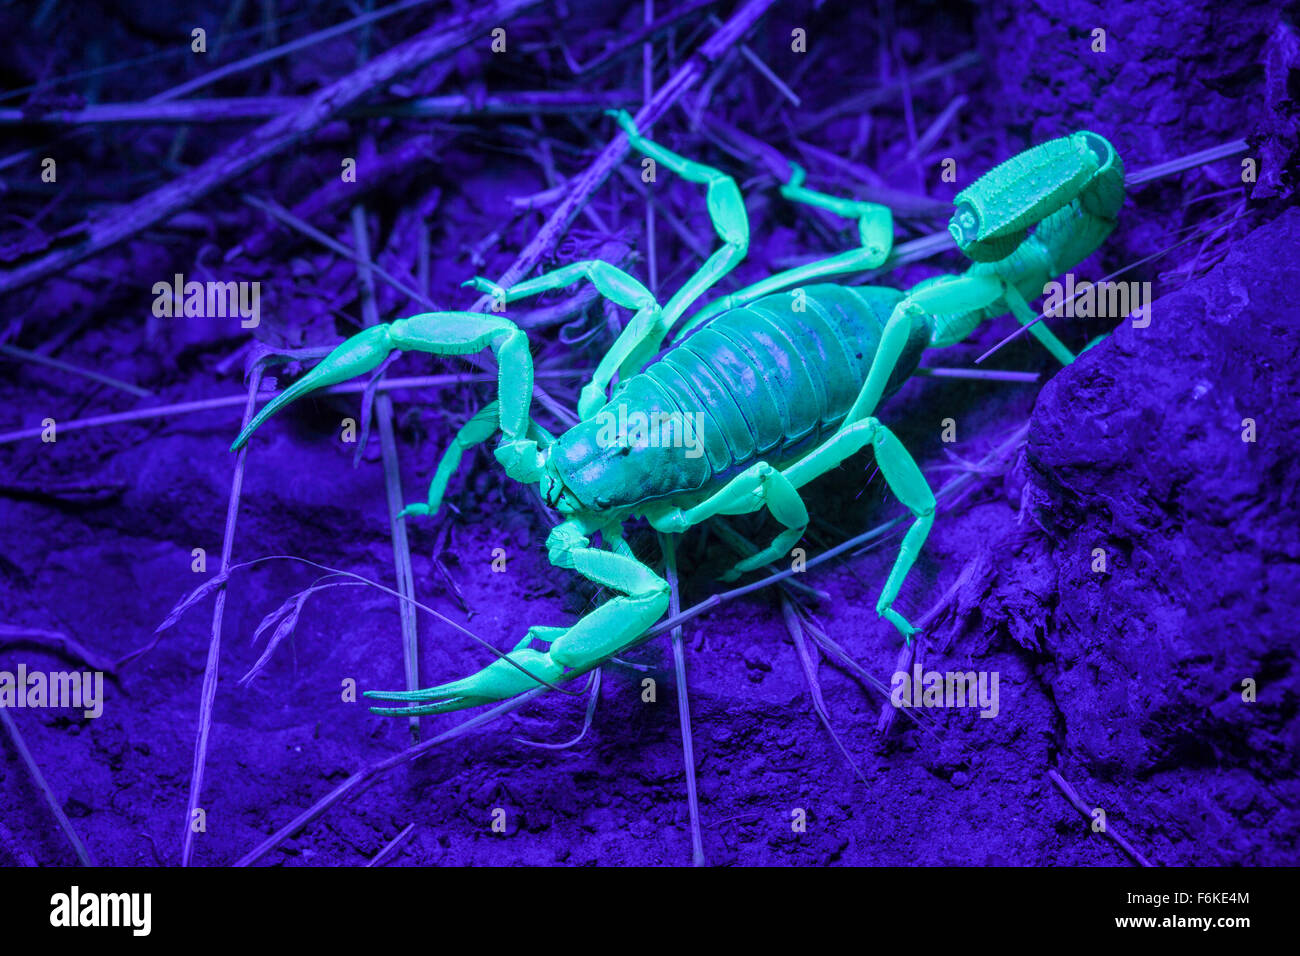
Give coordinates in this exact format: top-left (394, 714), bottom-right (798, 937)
top-left (230, 111), bottom-right (1124, 717)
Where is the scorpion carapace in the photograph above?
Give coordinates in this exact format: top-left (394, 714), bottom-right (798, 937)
top-left (230, 112), bottom-right (1124, 716)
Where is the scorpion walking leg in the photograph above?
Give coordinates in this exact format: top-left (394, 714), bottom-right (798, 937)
top-left (1001, 282), bottom-right (1077, 365)
top-left (464, 260), bottom-right (664, 418)
top-left (844, 273), bottom-right (1015, 427)
top-left (676, 163), bottom-right (895, 337)
top-left (400, 400), bottom-right (499, 517)
top-left (784, 418), bottom-right (936, 641)
top-left (647, 462), bottom-right (809, 582)
top-left (405, 405), bottom-right (555, 517)
top-left (365, 518), bottom-right (670, 714)
top-left (229, 312), bottom-right (546, 487)
top-left (402, 401), bottom-right (552, 517)
top-left (606, 109), bottom-right (750, 370)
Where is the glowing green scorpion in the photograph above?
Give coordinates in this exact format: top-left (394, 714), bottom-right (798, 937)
top-left (232, 112), bottom-right (1124, 716)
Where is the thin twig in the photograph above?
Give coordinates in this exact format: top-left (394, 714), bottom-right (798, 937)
top-left (243, 195), bottom-right (437, 310)
top-left (151, 0), bottom-right (439, 103)
top-left (0, 625), bottom-right (118, 674)
top-left (352, 204), bottom-right (422, 742)
top-left (1048, 769), bottom-right (1154, 867)
top-left (781, 595), bottom-right (868, 782)
top-left (0, 708), bottom-right (95, 866)
top-left (660, 533), bottom-right (706, 867)
top-left (0, 371), bottom-right (588, 446)
top-left (0, 344), bottom-right (153, 398)
top-left (180, 361), bottom-right (265, 867)
top-left (0, 0), bottom-right (543, 297)
top-left (0, 92), bottom-right (633, 125)
top-left (365, 822), bottom-right (416, 866)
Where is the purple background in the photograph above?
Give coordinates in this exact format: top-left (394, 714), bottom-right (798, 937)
top-left (0, 0), bottom-right (1297, 866)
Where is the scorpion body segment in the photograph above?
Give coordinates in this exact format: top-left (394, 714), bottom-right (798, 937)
top-left (552, 284), bottom-right (929, 512)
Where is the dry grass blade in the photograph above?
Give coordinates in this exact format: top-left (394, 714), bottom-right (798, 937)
top-left (152, 0), bottom-right (440, 103)
top-left (366, 822), bottom-right (417, 867)
top-left (179, 364), bottom-right (264, 867)
top-left (0, 703), bottom-right (95, 865)
top-left (0, 0), bottom-right (544, 297)
top-left (1048, 769), bottom-right (1154, 867)
top-left (0, 371), bottom-right (587, 446)
top-left (781, 596), bottom-right (868, 783)
top-left (239, 580), bottom-right (367, 686)
top-left (0, 91), bottom-right (631, 125)
top-left (0, 343), bottom-right (153, 398)
top-left (661, 532), bottom-right (706, 867)
top-left (244, 194), bottom-right (437, 310)
top-left (513, 670), bottom-right (602, 749)
top-left (0, 624), bottom-right (118, 674)
top-left (352, 204), bottom-right (422, 742)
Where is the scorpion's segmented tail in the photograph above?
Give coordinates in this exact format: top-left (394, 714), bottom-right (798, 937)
top-left (948, 131), bottom-right (1125, 265)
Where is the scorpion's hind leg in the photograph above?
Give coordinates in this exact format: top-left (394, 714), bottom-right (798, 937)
top-left (229, 312), bottom-right (546, 487)
top-left (607, 109), bottom-right (750, 351)
top-left (676, 163), bottom-right (895, 337)
top-left (784, 418), bottom-right (936, 642)
top-left (365, 518), bottom-right (670, 715)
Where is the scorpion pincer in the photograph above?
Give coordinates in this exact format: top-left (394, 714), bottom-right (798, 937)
top-left (231, 112), bottom-right (1124, 716)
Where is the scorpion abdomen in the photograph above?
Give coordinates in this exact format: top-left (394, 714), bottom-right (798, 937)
top-left (652, 283), bottom-right (928, 473)
top-left (551, 283), bottom-right (928, 512)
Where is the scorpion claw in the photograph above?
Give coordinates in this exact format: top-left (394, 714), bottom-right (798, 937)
top-left (363, 647), bottom-right (567, 716)
top-left (365, 696), bottom-right (484, 717)
top-left (231, 324), bottom-right (395, 450)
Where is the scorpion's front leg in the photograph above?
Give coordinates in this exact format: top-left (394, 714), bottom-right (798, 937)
top-left (401, 402), bottom-right (556, 518)
top-left (463, 261), bottom-right (664, 419)
top-left (229, 312), bottom-right (544, 487)
top-left (646, 461), bottom-right (810, 582)
top-left (365, 517), bottom-right (670, 716)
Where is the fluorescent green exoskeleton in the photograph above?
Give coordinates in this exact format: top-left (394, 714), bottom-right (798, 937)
top-left (231, 112), bottom-right (1125, 716)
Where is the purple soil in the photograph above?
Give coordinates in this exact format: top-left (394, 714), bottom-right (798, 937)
top-left (0, 0), bottom-right (1296, 866)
